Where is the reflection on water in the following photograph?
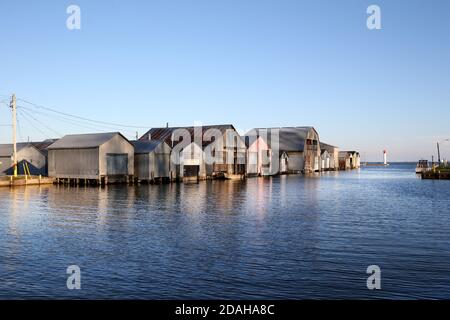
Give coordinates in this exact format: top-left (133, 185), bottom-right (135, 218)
top-left (1, 163), bottom-right (450, 299)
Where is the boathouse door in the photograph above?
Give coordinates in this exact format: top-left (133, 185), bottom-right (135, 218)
top-left (314, 156), bottom-right (320, 172)
top-left (107, 153), bottom-right (128, 175)
top-left (280, 153), bottom-right (288, 173)
top-left (184, 165), bottom-right (199, 178)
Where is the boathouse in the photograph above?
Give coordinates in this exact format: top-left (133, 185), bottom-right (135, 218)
top-left (245, 127), bottom-right (321, 174)
top-left (180, 141), bottom-right (207, 182)
top-left (47, 132), bottom-right (134, 184)
top-left (140, 125), bottom-right (247, 181)
top-left (30, 139), bottom-right (59, 176)
top-left (0, 143), bottom-right (48, 176)
top-left (245, 135), bottom-right (272, 176)
top-left (320, 142), bottom-right (339, 171)
top-left (339, 151), bottom-right (360, 170)
top-left (321, 150), bottom-right (331, 171)
top-left (132, 140), bottom-right (172, 182)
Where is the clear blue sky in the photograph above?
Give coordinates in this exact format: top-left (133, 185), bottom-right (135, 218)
top-left (0, 0), bottom-right (449, 161)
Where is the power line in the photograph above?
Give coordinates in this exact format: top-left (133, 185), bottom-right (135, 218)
top-left (17, 104), bottom-right (137, 135)
top-left (19, 107), bottom-right (63, 137)
top-left (18, 97), bottom-right (149, 129)
top-left (17, 110), bottom-right (52, 140)
top-left (17, 113), bottom-right (25, 141)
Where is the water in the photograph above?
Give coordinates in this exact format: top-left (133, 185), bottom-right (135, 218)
top-left (1, 163), bottom-right (450, 299)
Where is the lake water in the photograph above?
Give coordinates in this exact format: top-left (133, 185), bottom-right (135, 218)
top-left (1, 163), bottom-right (450, 299)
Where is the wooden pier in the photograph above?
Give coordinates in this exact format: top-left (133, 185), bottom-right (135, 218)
top-left (421, 169), bottom-right (450, 180)
top-left (0, 175), bottom-right (54, 187)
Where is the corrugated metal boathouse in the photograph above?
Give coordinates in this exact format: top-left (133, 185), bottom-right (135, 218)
top-left (47, 132), bottom-right (134, 185)
top-left (245, 127), bottom-right (322, 175)
top-left (0, 143), bottom-right (48, 176)
top-left (140, 125), bottom-right (247, 182)
top-left (132, 140), bottom-right (172, 183)
top-left (319, 142), bottom-right (339, 171)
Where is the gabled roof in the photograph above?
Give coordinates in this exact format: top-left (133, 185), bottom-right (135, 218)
top-left (0, 143), bottom-right (42, 157)
top-left (131, 140), bottom-right (168, 154)
top-left (339, 151), bottom-right (360, 158)
top-left (0, 144), bottom-right (15, 157)
top-left (245, 127), bottom-right (318, 152)
top-left (31, 139), bottom-right (59, 151)
top-left (140, 124), bottom-right (239, 148)
top-left (47, 132), bottom-right (128, 150)
top-left (320, 142), bottom-right (338, 149)
top-left (320, 142), bottom-right (339, 155)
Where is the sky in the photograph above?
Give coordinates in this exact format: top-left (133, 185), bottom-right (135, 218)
top-left (0, 0), bottom-right (449, 161)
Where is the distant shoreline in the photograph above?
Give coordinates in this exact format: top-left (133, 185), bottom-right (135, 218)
top-left (363, 162), bottom-right (416, 164)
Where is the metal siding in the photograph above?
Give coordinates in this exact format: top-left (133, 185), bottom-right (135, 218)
top-left (99, 134), bottom-right (134, 176)
top-left (287, 152), bottom-right (304, 172)
top-left (151, 153), bottom-right (171, 178)
top-left (48, 148), bottom-right (99, 179)
top-left (135, 153), bottom-right (149, 179)
top-left (17, 147), bottom-right (46, 172)
top-left (0, 156), bottom-right (12, 176)
top-left (107, 154), bottom-right (128, 175)
top-left (247, 152), bottom-right (258, 174)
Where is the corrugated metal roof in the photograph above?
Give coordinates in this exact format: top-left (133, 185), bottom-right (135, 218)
top-left (31, 139), bottom-right (59, 151)
top-left (131, 140), bottom-right (163, 154)
top-left (140, 125), bottom-right (237, 148)
top-left (0, 143), bottom-right (40, 157)
top-left (320, 142), bottom-right (337, 149)
top-left (320, 141), bottom-right (338, 153)
top-left (47, 132), bottom-right (122, 149)
top-left (0, 144), bottom-right (14, 157)
top-left (245, 127), bottom-right (317, 152)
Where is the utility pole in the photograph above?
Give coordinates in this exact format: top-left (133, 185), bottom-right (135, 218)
top-left (10, 94), bottom-right (17, 177)
top-left (437, 142), bottom-right (441, 166)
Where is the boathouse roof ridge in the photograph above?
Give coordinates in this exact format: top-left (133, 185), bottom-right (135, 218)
top-left (0, 144), bottom-right (18, 157)
top-left (140, 124), bottom-right (238, 148)
top-left (320, 142), bottom-right (338, 149)
top-left (31, 139), bottom-right (59, 151)
top-left (47, 132), bottom-right (128, 150)
top-left (0, 143), bottom-right (44, 157)
top-left (245, 127), bottom-right (318, 152)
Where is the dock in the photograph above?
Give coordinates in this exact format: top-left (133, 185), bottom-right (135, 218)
top-left (421, 169), bottom-right (450, 180)
top-left (0, 176), bottom-right (55, 187)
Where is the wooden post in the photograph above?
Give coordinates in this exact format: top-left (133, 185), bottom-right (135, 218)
top-left (10, 94), bottom-right (18, 177)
